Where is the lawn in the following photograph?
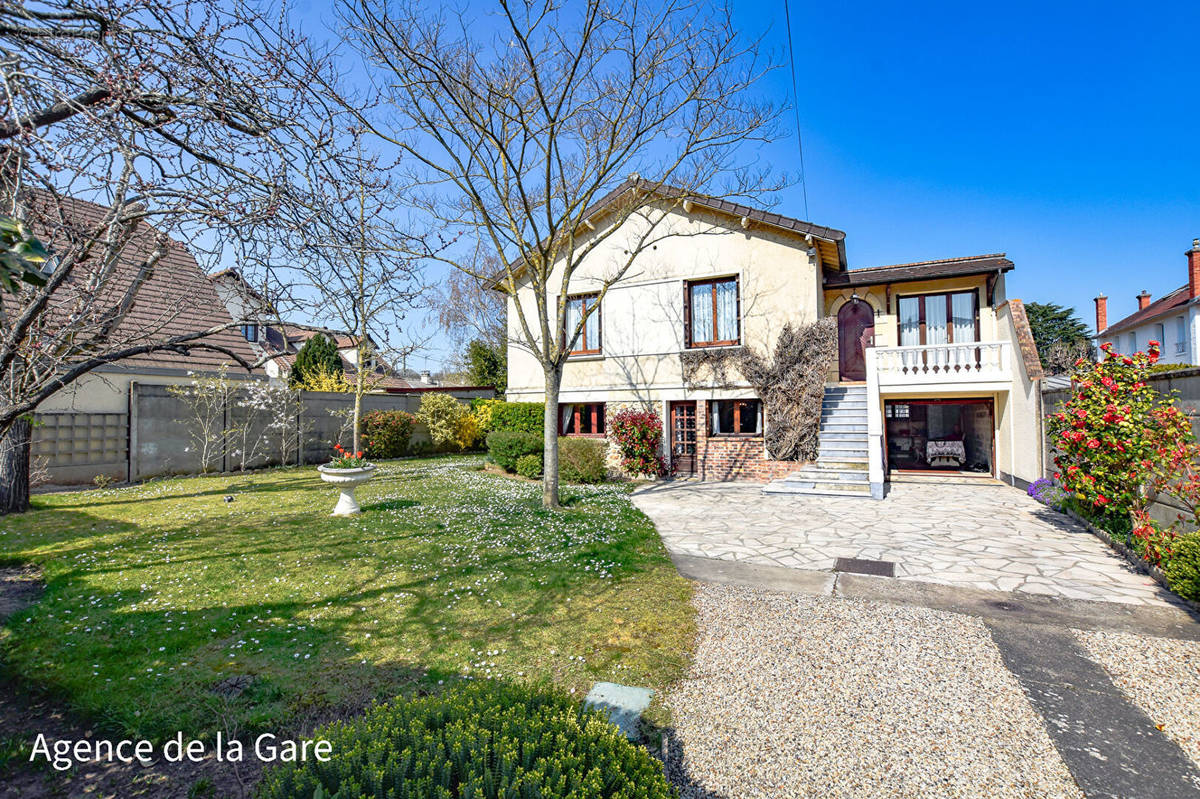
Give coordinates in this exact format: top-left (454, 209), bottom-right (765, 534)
top-left (0, 456), bottom-right (695, 742)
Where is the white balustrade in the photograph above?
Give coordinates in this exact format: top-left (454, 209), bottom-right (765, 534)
top-left (872, 341), bottom-right (1010, 385)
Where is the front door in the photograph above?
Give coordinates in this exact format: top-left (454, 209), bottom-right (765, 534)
top-left (670, 401), bottom-right (697, 476)
top-left (837, 299), bottom-right (875, 381)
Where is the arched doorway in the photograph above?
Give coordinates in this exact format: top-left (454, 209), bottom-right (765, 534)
top-left (837, 299), bottom-right (875, 381)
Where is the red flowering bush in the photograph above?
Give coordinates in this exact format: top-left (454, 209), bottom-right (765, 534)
top-left (1047, 341), bottom-right (1195, 531)
top-left (609, 408), bottom-right (665, 477)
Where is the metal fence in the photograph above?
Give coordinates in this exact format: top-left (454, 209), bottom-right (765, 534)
top-left (32, 383), bottom-right (493, 486)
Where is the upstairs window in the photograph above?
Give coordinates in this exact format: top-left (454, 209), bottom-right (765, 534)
top-left (241, 323), bottom-right (259, 343)
top-left (897, 291), bottom-right (979, 347)
top-left (710, 399), bottom-right (761, 436)
top-left (1177, 317), bottom-right (1187, 354)
top-left (686, 276), bottom-right (740, 347)
top-left (564, 293), bottom-right (601, 355)
top-left (560, 403), bottom-right (606, 436)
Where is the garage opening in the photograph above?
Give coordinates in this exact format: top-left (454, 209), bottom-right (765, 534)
top-left (884, 398), bottom-right (994, 476)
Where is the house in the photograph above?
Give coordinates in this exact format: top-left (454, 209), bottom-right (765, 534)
top-left (503, 179), bottom-right (1046, 498)
top-left (208, 269), bottom-right (417, 390)
top-left (24, 199), bottom-right (267, 484)
top-left (1092, 239), bottom-right (1200, 364)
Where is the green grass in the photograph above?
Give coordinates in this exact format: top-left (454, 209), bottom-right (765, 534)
top-left (0, 456), bottom-right (694, 741)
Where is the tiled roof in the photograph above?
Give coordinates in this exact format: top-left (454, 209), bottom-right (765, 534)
top-left (496, 177), bottom-right (849, 286)
top-left (1099, 284), bottom-right (1191, 336)
top-left (1006, 299), bottom-right (1045, 381)
top-left (823, 254), bottom-right (1014, 288)
top-left (13, 195), bottom-right (263, 374)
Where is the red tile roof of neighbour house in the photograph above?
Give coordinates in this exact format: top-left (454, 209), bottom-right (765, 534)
top-left (9, 195), bottom-right (263, 375)
top-left (1097, 284), bottom-right (1190, 336)
top-left (823, 253), bottom-right (1014, 288)
top-left (259, 325), bottom-right (416, 389)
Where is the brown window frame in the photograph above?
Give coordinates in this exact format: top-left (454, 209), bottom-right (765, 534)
top-left (562, 402), bottom-right (606, 437)
top-left (896, 289), bottom-right (981, 345)
top-left (709, 399), bottom-right (762, 437)
top-left (564, 293), bottom-right (602, 356)
top-left (684, 276), bottom-right (741, 348)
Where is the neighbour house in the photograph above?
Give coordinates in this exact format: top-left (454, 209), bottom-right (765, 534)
top-left (1092, 239), bottom-right (1200, 364)
top-left (23, 198), bottom-right (267, 484)
top-left (209, 269), bottom-right (427, 391)
top-left (503, 179), bottom-right (1046, 498)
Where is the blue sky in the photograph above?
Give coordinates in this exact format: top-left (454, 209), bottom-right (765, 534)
top-left (294, 0), bottom-right (1199, 369)
top-left (749, 0), bottom-right (1199, 332)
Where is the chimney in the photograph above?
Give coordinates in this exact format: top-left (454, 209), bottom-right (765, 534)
top-left (1137, 290), bottom-right (1151, 310)
top-left (419, 370), bottom-right (434, 385)
top-left (1190, 238), bottom-right (1200, 299)
top-left (1094, 294), bottom-right (1107, 333)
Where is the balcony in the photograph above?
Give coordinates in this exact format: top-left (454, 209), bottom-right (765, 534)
top-left (869, 341), bottom-right (1012, 388)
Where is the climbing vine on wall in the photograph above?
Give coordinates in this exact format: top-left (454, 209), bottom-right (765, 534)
top-left (681, 318), bottom-right (837, 461)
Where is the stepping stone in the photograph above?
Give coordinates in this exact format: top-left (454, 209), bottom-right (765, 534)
top-left (584, 682), bottom-right (653, 740)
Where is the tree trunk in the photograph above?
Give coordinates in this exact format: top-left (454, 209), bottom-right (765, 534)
top-left (542, 366), bottom-right (561, 509)
top-left (0, 416), bottom-right (33, 515)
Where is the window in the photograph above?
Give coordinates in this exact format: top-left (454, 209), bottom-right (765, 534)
top-left (897, 291), bottom-right (979, 346)
top-left (241, 323), bottom-right (259, 343)
top-left (710, 399), bottom-right (762, 436)
top-left (1129, 331), bottom-right (1136, 353)
top-left (560, 403), bottom-right (605, 436)
top-left (686, 276), bottom-right (740, 347)
top-left (564, 293), bottom-right (601, 355)
top-left (1177, 317), bottom-right (1187, 354)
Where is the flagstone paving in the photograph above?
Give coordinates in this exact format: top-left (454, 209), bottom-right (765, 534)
top-left (632, 479), bottom-right (1179, 607)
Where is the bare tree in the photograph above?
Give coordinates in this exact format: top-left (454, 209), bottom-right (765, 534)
top-left (432, 263), bottom-right (507, 352)
top-left (335, 0), bottom-right (782, 507)
top-left (271, 132), bottom-right (430, 456)
top-left (0, 0), bottom-right (347, 512)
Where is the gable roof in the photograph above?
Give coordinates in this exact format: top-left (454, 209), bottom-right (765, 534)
top-left (1098, 284), bottom-right (1191, 336)
top-left (12, 195), bottom-right (263, 375)
top-left (494, 177), bottom-right (848, 289)
top-left (822, 253), bottom-right (1014, 288)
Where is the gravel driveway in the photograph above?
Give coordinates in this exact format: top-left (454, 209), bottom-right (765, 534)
top-left (666, 583), bottom-right (1084, 799)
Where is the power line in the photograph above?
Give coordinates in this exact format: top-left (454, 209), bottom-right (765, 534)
top-left (782, 0), bottom-right (810, 219)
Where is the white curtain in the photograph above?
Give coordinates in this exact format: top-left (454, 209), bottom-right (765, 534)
top-left (584, 299), bottom-right (600, 349)
top-left (559, 404), bottom-right (574, 434)
top-left (691, 283), bottom-right (713, 343)
top-left (715, 280), bottom-right (738, 341)
top-left (925, 296), bottom-right (948, 345)
top-left (898, 297), bottom-right (921, 347)
top-left (951, 293), bottom-right (975, 343)
top-left (564, 298), bottom-right (582, 348)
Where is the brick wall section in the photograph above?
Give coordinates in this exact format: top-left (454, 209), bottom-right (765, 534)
top-left (693, 400), bottom-right (801, 482)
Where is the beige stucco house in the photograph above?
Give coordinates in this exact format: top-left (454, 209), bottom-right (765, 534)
top-left (504, 179), bottom-right (1046, 498)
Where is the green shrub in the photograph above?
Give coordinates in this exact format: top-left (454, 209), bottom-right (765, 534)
top-left (1164, 533), bottom-right (1200, 601)
top-left (515, 453), bottom-right (543, 479)
top-left (486, 430), bottom-right (543, 471)
top-left (256, 682), bottom-right (675, 799)
top-left (417, 393), bottom-right (477, 451)
top-left (361, 410), bottom-right (416, 459)
top-left (409, 439), bottom-right (432, 457)
top-left (473, 399), bottom-right (544, 435)
top-left (559, 437), bottom-right (608, 484)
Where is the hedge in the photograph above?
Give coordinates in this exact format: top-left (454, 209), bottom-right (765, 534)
top-left (559, 437), bottom-right (608, 484)
top-left (486, 430), bottom-right (544, 471)
top-left (474, 399), bottom-right (544, 435)
top-left (256, 682), bottom-right (676, 799)
top-left (361, 410), bottom-right (416, 459)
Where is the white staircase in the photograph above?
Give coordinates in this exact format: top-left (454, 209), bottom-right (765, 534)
top-left (764, 385), bottom-right (877, 498)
